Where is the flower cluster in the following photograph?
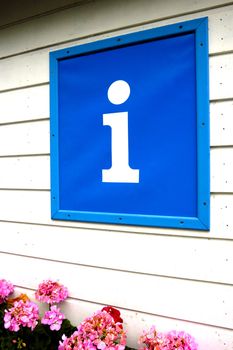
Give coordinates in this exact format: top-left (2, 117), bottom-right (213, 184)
top-left (0, 279), bottom-right (14, 304)
top-left (138, 326), bottom-right (198, 350)
top-left (42, 305), bottom-right (65, 331)
top-left (34, 279), bottom-right (67, 331)
top-left (35, 279), bottom-right (68, 305)
top-left (2, 279), bottom-right (68, 334)
top-left (165, 330), bottom-right (198, 350)
top-left (59, 307), bottom-right (126, 350)
top-left (138, 325), bottom-right (166, 350)
top-left (4, 299), bottom-right (39, 332)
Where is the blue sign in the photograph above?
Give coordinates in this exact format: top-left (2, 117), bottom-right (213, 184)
top-left (50, 17), bottom-right (210, 230)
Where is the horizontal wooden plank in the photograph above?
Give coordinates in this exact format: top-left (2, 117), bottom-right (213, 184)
top-left (210, 53), bottom-right (233, 100)
top-left (0, 120), bottom-right (49, 156)
top-left (0, 0), bottom-right (87, 27)
top-left (5, 286), bottom-right (233, 350)
top-left (0, 221), bottom-right (233, 284)
top-left (1, 253), bottom-right (232, 329)
top-left (0, 1), bottom-right (233, 59)
top-left (211, 148), bottom-right (233, 192)
top-left (0, 191), bottom-right (231, 239)
top-left (0, 49), bottom-right (48, 91)
top-left (209, 5), bottom-right (233, 54)
top-left (210, 101), bottom-right (233, 146)
top-left (0, 156), bottom-right (49, 189)
top-left (0, 85), bottom-right (49, 124)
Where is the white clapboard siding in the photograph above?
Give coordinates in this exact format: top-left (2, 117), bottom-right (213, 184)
top-left (0, 120), bottom-right (49, 156)
top-left (210, 101), bottom-right (233, 146)
top-left (1, 252), bottom-right (232, 329)
top-left (1, 1), bottom-right (233, 59)
top-left (4, 286), bottom-right (232, 350)
top-left (0, 148), bottom-right (231, 193)
top-left (0, 0), bottom-right (87, 27)
top-left (0, 50), bottom-right (48, 92)
top-left (211, 148), bottom-right (233, 193)
top-left (0, 221), bottom-right (233, 285)
top-left (0, 85), bottom-right (49, 124)
top-left (0, 191), bottom-right (231, 239)
top-left (209, 6), bottom-right (233, 54)
top-left (210, 54), bottom-right (233, 100)
top-left (0, 156), bottom-right (50, 189)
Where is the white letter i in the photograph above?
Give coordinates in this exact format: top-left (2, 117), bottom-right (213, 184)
top-left (102, 80), bottom-right (140, 183)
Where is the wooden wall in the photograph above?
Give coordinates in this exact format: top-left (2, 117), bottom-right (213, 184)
top-left (0, 0), bottom-right (232, 348)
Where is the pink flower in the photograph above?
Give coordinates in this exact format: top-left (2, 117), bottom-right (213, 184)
top-left (164, 330), bottom-right (198, 350)
top-left (35, 279), bottom-right (68, 305)
top-left (59, 310), bottom-right (126, 350)
top-left (138, 325), bottom-right (167, 350)
top-left (42, 305), bottom-right (65, 331)
top-left (0, 279), bottom-right (14, 304)
top-left (138, 326), bottom-right (198, 350)
top-left (4, 299), bottom-right (39, 331)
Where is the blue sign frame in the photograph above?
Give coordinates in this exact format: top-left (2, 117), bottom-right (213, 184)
top-left (50, 17), bottom-right (210, 230)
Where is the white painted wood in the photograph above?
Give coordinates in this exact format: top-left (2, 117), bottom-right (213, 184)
top-left (5, 287), bottom-right (233, 350)
top-left (1, 1), bottom-right (233, 59)
top-left (0, 50), bottom-right (48, 91)
top-left (210, 101), bottom-right (233, 146)
top-left (0, 156), bottom-right (50, 189)
top-left (0, 85), bottom-right (49, 124)
top-left (0, 0), bottom-right (87, 27)
top-left (209, 5), bottom-right (233, 54)
top-left (210, 53), bottom-right (233, 100)
top-left (0, 191), bottom-right (232, 239)
top-left (0, 120), bottom-right (49, 156)
top-left (1, 252), bottom-right (232, 328)
top-left (0, 221), bottom-right (233, 284)
top-left (211, 148), bottom-right (233, 192)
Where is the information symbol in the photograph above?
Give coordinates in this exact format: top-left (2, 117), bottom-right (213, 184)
top-left (102, 80), bottom-right (140, 183)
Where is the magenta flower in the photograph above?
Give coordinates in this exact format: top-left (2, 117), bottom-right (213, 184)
top-left (138, 326), bottom-right (198, 350)
top-left (138, 325), bottom-right (167, 350)
top-left (4, 299), bottom-right (39, 332)
top-left (35, 279), bottom-right (68, 305)
top-left (59, 309), bottom-right (126, 350)
top-left (0, 279), bottom-right (14, 304)
top-left (165, 330), bottom-right (198, 350)
top-left (42, 305), bottom-right (65, 331)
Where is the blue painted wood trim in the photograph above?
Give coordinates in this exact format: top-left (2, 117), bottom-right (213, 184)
top-left (195, 18), bottom-right (210, 230)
